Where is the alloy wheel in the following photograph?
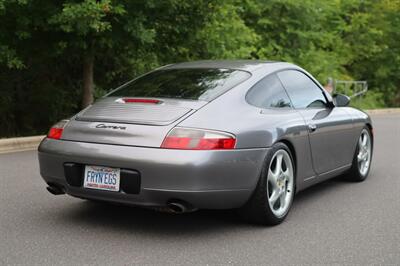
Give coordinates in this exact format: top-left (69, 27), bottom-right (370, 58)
top-left (357, 129), bottom-right (372, 176)
top-left (267, 149), bottom-right (294, 218)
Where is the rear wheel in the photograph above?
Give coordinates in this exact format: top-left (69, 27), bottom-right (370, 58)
top-left (345, 127), bottom-right (373, 182)
top-left (239, 142), bottom-right (295, 225)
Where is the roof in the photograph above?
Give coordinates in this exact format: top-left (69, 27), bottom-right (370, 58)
top-left (163, 60), bottom-right (293, 73)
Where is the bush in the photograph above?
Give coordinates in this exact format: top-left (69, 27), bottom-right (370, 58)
top-left (350, 91), bottom-right (386, 110)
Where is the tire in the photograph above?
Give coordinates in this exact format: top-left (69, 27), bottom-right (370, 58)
top-left (345, 127), bottom-right (373, 182)
top-left (239, 142), bottom-right (295, 225)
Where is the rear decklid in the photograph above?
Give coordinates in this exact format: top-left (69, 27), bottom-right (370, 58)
top-left (75, 97), bottom-right (203, 126)
top-left (62, 98), bottom-right (206, 147)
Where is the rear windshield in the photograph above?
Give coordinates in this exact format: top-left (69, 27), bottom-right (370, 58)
top-left (109, 68), bottom-right (251, 101)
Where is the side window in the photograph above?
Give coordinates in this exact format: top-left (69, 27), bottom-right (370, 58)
top-left (277, 70), bottom-right (327, 109)
top-left (246, 74), bottom-right (292, 109)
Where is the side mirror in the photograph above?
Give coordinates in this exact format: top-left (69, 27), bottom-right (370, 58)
top-left (333, 94), bottom-right (350, 107)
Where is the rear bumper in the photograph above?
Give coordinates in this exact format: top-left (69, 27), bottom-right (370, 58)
top-left (38, 138), bottom-right (269, 209)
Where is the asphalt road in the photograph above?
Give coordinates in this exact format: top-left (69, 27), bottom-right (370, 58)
top-left (1, 113), bottom-right (400, 265)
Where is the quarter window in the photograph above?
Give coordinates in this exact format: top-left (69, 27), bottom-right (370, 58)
top-left (246, 74), bottom-right (292, 109)
top-left (277, 70), bottom-right (327, 109)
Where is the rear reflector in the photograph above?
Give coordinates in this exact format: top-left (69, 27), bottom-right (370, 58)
top-left (161, 127), bottom-right (236, 150)
top-left (119, 98), bottom-right (161, 104)
top-left (47, 120), bottom-right (69, 140)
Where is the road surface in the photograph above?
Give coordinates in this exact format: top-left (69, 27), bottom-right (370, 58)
top-left (1, 113), bottom-right (399, 265)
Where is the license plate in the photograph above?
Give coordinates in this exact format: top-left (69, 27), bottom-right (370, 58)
top-left (83, 165), bottom-right (120, 192)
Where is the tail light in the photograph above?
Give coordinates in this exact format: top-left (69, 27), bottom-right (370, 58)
top-left (161, 127), bottom-right (236, 150)
top-left (47, 120), bottom-right (69, 140)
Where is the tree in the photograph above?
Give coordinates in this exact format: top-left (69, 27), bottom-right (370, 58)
top-left (48, 0), bottom-right (156, 107)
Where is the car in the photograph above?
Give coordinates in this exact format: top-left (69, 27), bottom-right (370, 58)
top-left (38, 60), bottom-right (373, 225)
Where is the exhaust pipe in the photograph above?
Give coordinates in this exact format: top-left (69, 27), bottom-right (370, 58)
top-left (167, 200), bottom-right (197, 213)
top-left (46, 184), bottom-right (65, 195)
top-left (167, 202), bottom-right (187, 213)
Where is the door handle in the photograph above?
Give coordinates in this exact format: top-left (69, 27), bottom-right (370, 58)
top-left (308, 124), bottom-right (317, 132)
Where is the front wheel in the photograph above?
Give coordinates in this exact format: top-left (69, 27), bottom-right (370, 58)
top-left (239, 142), bottom-right (295, 225)
top-left (345, 127), bottom-right (373, 182)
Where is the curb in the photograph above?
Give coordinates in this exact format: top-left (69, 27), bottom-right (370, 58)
top-left (365, 108), bottom-right (400, 115)
top-left (0, 135), bottom-right (45, 154)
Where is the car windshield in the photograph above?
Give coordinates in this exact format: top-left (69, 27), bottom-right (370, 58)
top-left (109, 68), bottom-right (251, 101)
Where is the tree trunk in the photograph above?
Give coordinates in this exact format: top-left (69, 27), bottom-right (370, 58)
top-left (82, 53), bottom-right (94, 108)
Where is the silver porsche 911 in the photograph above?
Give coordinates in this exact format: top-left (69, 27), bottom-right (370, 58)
top-left (38, 60), bottom-right (373, 225)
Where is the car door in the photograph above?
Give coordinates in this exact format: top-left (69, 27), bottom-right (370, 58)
top-left (277, 70), bottom-right (354, 175)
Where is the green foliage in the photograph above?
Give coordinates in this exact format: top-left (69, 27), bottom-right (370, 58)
top-left (0, 45), bottom-right (24, 68)
top-left (351, 91), bottom-right (386, 110)
top-left (49, 1), bottom-right (122, 35)
top-left (0, 0), bottom-right (399, 137)
top-left (195, 2), bottom-right (258, 59)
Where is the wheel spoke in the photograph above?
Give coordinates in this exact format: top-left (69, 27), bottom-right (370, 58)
top-left (275, 154), bottom-right (283, 174)
top-left (269, 190), bottom-right (280, 206)
top-left (360, 160), bottom-right (365, 171)
top-left (279, 192), bottom-right (286, 209)
top-left (268, 168), bottom-right (279, 188)
top-left (357, 152), bottom-right (363, 162)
